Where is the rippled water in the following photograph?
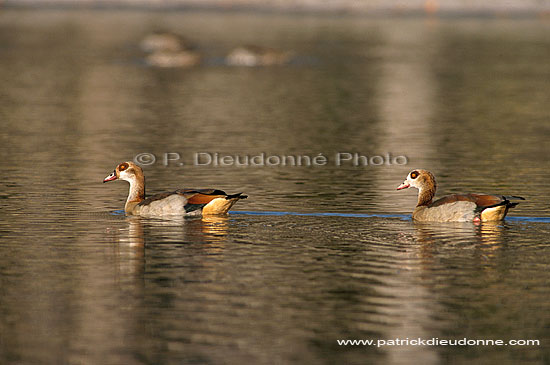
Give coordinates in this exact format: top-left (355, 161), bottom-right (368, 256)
top-left (1, 9), bottom-right (549, 364)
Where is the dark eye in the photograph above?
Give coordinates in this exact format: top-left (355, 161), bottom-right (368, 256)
top-left (119, 162), bottom-right (129, 171)
top-left (410, 171), bottom-right (419, 179)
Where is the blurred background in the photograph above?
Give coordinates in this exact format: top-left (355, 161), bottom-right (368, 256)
top-left (4, 0), bottom-right (550, 14)
top-left (1, 2), bottom-right (549, 364)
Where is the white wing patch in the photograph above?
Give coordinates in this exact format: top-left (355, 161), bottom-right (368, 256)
top-left (414, 201), bottom-right (477, 222)
top-left (137, 194), bottom-right (188, 217)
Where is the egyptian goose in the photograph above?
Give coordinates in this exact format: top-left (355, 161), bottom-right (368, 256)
top-left (226, 45), bottom-right (292, 66)
top-left (140, 31), bottom-right (201, 68)
top-left (145, 50), bottom-right (201, 68)
top-left (103, 162), bottom-right (247, 217)
top-left (397, 169), bottom-right (524, 222)
top-left (140, 31), bottom-right (195, 53)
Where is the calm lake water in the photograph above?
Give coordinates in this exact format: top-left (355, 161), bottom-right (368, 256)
top-left (1, 9), bottom-right (550, 364)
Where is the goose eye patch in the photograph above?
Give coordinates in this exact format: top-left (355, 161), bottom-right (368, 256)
top-left (410, 171), bottom-right (419, 179)
top-left (119, 163), bottom-right (129, 171)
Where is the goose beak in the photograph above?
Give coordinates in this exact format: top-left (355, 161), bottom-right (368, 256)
top-left (396, 182), bottom-right (410, 190)
top-left (103, 171), bottom-right (117, 183)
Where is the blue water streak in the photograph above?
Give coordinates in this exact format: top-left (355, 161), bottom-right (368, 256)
top-left (231, 211), bottom-right (550, 223)
top-left (231, 210), bottom-right (410, 220)
top-left (112, 209), bottom-right (550, 223)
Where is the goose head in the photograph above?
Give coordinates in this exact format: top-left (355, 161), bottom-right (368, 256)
top-left (397, 169), bottom-right (434, 190)
top-left (103, 162), bottom-right (146, 212)
top-left (397, 169), bottom-right (437, 206)
top-left (103, 162), bottom-right (144, 184)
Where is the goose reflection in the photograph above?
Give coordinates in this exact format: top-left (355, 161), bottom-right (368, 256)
top-left (107, 217), bottom-right (145, 283)
top-left (108, 216), bottom-right (233, 282)
top-left (359, 220), bottom-right (507, 364)
top-left (200, 215), bottom-right (231, 245)
top-left (117, 215), bottom-right (232, 247)
top-left (412, 221), bottom-right (505, 251)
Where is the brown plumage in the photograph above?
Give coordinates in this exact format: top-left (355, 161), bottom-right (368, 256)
top-left (397, 169), bottom-right (523, 222)
top-left (103, 162), bottom-right (247, 217)
top-left (183, 190), bottom-right (232, 205)
top-left (429, 194), bottom-right (505, 208)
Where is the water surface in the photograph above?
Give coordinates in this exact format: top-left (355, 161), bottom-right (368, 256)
top-left (0, 10), bottom-right (549, 364)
